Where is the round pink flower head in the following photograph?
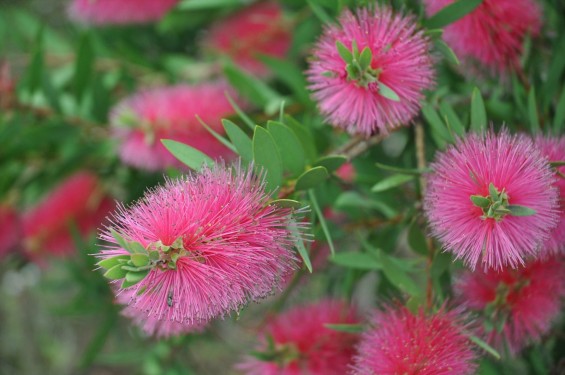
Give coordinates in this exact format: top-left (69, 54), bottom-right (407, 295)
top-left (22, 171), bottom-right (115, 258)
top-left (96, 163), bottom-right (302, 330)
top-left (423, 0), bottom-right (542, 74)
top-left (306, 7), bottom-right (435, 137)
top-left (534, 135), bottom-right (565, 256)
top-left (237, 300), bottom-right (359, 375)
top-left (202, 2), bottom-right (291, 77)
top-left (110, 83), bottom-right (237, 171)
top-left (424, 130), bottom-right (560, 270)
top-left (455, 257), bottom-right (565, 355)
top-left (68, 0), bottom-right (178, 25)
top-left (352, 306), bottom-right (477, 375)
top-left (0, 204), bottom-right (21, 258)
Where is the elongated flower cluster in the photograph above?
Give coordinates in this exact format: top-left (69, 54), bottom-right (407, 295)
top-left (455, 257), bottom-right (565, 355)
top-left (68, 0), bottom-right (178, 25)
top-left (423, 0), bottom-right (542, 73)
top-left (306, 7), bottom-right (434, 136)
top-left (352, 306), bottom-right (477, 375)
top-left (237, 300), bottom-right (359, 375)
top-left (110, 83), bottom-right (236, 171)
top-left (96, 164), bottom-right (302, 333)
top-left (424, 130), bottom-right (559, 270)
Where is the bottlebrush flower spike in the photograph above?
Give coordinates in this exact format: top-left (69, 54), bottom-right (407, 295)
top-left (352, 306), bottom-right (477, 375)
top-left (455, 257), bottom-right (565, 355)
top-left (237, 300), bottom-right (359, 375)
top-left (202, 2), bottom-right (291, 77)
top-left (0, 204), bottom-right (20, 258)
top-left (534, 135), bottom-right (565, 256)
top-left (424, 130), bottom-right (559, 270)
top-left (22, 172), bottom-right (115, 258)
top-left (68, 0), bottom-right (178, 25)
top-left (423, 0), bottom-right (542, 73)
top-left (96, 164), bottom-right (303, 330)
top-left (110, 83), bottom-right (238, 171)
top-left (306, 7), bottom-right (434, 137)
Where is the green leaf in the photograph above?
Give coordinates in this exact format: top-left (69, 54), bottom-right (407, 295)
top-left (224, 63), bottom-right (282, 109)
top-left (336, 41), bottom-right (353, 63)
top-left (96, 255), bottom-right (130, 270)
top-left (309, 190), bottom-right (335, 255)
top-left (507, 205), bottom-right (536, 216)
top-left (103, 264), bottom-right (128, 280)
top-left (259, 55), bottom-right (311, 104)
top-left (324, 323), bottom-right (364, 333)
top-left (110, 229), bottom-right (130, 252)
top-left (128, 241), bottom-right (147, 255)
top-left (161, 139), bottom-right (214, 170)
top-left (267, 121), bottom-right (306, 176)
top-left (314, 155), bottom-right (347, 173)
top-left (222, 119), bottom-right (253, 163)
top-left (439, 101), bottom-right (465, 137)
top-left (375, 163), bottom-right (429, 175)
top-left (422, 103), bottom-right (451, 148)
top-left (225, 91), bottom-right (255, 131)
top-left (335, 191), bottom-right (397, 219)
top-left (553, 85), bottom-right (565, 133)
top-left (470, 195), bottom-right (490, 208)
top-left (178, 0), bottom-right (245, 10)
top-left (358, 47), bottom-right (373, 71)
top-left (270, 199), bottom-right (303, 209)
top-left (307, 0), bottom-right (333, 24)
top-left (371, 174), bottom-right (414, 193)
top-left (330, 252), bottom-right (381, 270)
top-left (197, 116), bottom-right (236, 153)
top-left (435, 39), bottom-right (460, 65)
top-left (469, 335), bottom-right (501, 360)
top-left (121, 270), bottom-right (150, 288)
top-left (23, 27), bottom-right (44, 94)
top-left (470, 87), bottom-right (487, 132)
top-left (283, 115), bottom-right (317, 162)
top-left (73, 32), bottom-right (94, 101)
top-left (488, 183), bottom-right (499, 201)
top-left (408, 221), bottom-right (429, 256)
top-left (289, 220), bottom-right (312, 273)
top-left (377, 81), bottom-right (400, 101)
top-left (253, 126), bottom-right (283, 192)
top-left (130, 253), bottom-right (150, 267)
top-left (527, 87), bottom-right (541, 133)
top-left (425, 0), bottom-right (483, 29)
top-left (550, 161), bottom-right (565, 167)
top-left (295, 166), bottom-right (329, 191)
top-left (379, 252), bottom-right (423, 297)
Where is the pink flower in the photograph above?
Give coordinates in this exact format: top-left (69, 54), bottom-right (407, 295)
top-left (110, 83), bottom-right (237, 171)
top-left (68, 0), bottom-right (178, 25)
top-left (335, 162), bottom-right (356, 183)
top-left (22, 172), bottom-right (115, 258)
top-left (352, 306), bottom-right (477, 375)
top-left (0, 205), bottom-right (20, 258)
top-left (423, 0), bottom-right (542, 73)
top-left (455, 257), bottom-right (565, 355)
top-left (237, 300), bottom-right (359, 375)
top-left (306, 7), bottom-right (434, 137)
top-left (424, 130), bottom-right (559, 270)
top-left (202, 2), bottom-right (291, 77)
top-left (534, 135), bottom-right (565, 256)
top-left (97, 164), bottom-right (302, 330)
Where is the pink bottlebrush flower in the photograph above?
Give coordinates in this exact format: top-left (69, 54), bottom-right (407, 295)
top-left (306, 7), bottom-right (435, 137)
top-left (455, 257), bottom-right (565, 355)
top-left (68, 0), bottom-right (178, 25)
top-left (237, 300), bottom-right (359, 375)
top-left (534, 135), bottom-right (565, 256)
top-left (423, 0), bottom-right (542, 73)
top-left (335, 162), bottom-right (356, 183)
top-left (22, 172), bottom-right (115, 258)
top-left (352, 306), bottom-right (477, 375)
top-left (0, 205), bottom-right (20, 258)
top-left (110, 83), bottom-right (237, 171)
top-left (424, 130), bottom-right (559, 270)
top-left (97, 164), bottom-right (302, 330)
top-left (203, 2), bottom-right (291, 77)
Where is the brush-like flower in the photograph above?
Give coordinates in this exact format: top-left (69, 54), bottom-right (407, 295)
top-left (68, 0), bottom-right (178, 25)
top-left (110, 83), bottom-right (236, 171)
top-left (202, 2), bottom-right (291, 77)
top-left (352, 306), bottom-right (477, 375)
top-left (0, 205), bottom-right (20, 258)
top-left (424, 130), bottom-right (559, 270)
top-left (237, 300), bottom-right (359, 375)
top-left (423, 0), bottom-right (542, 73)
top-left (534, 135), bottom-right (565, 256)
top-left (96, 164), bottom-right (302, 330)
top-left (22, 172), bottom-right (115, 258)
top-left (455, 257), bottom-right (565, 355)
top-left (306, 7), bottom-right (434, 137)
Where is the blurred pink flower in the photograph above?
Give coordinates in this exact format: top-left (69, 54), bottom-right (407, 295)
top-left (352, 306), bottom-right (477, 375)
top-left (97, 164), bottom-right (302, 329)
top-left (237, 300), bottom-right (359, 375)
top-left (68, 0), bottom-right (178, 25)
top-left (0, 204), bottom-right (20, 258)
top-left (423, 0), bottom-right (542, 73)
top-left (455, 257), bottom-right (565, 355)
top-left (534, 135), bottom-right (565, 256)
top-left (22, 172), bottom-right (115, 258)
top-left (424, 130), bottom-right (559, 270)
top-left (203, 2), bottom-right (291, 77)
top-left (335, 162), bottom-right (356, 183)
top-left (306, 7), bottom-right (434, 137)
top-left (110, 83), bottom-right (237, 171)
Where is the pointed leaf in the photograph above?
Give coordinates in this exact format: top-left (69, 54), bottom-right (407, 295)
top-left (314, 155), bottom-right (347, 173)
top-left (358, 47), bottom-right (373, 71)
top-left (309, 190), bottom-right (335, 255)
top-left (469, 335), bottom-right (501, 360)
top-left (267, 121), bottom-right (306, 176)
top-left (425, 0), bottom-right (483, 29)
top-left (121, 270), bottom-right (150, 288)
top-left (336, 41), bottom-right (353, 64)
top-left (470, 87), bottom-right (487, 132)
top-left (330, 252), bottom-right (381, 270)
top-left (470, 195), bottom-right (490, 208)
top-left (270, 199), bottom-right (303, 209)
top-left (324, 323), bottom-right (364, 333)
top-left (96, 255), bottom-right (130, 270)
top-left (377, 81), bottom-right (400, 101)
top-left (295, 166), bottom-right (329, 191)
top-left (161, 139), bottom-right (214, 171)
top-left (131, 253), bottom-right (150, 267)
top-left (435, 39), bottom-right (460, 65)
top-left (527, 87), bottom-right (541, 133)
top-left (253, 126), bottom-right (283, 192)
top-left (371, 174), bottom-right (414, 193)
top-left (222, 119), bottom-right (253, 162)
top-left (103, 264), bottom-right (128, 280)
top-left (507, 205), bottom-right (536, 216)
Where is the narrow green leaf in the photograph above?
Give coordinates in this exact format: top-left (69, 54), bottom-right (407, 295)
top-left (379, 252), bottom-right (423, 297)
top-left (225, 91), bottom-right (255, 131)
top-left (96, 255), bottom-right (130, 270)
top-left (324, 323), bottom-right (364, 333)
top-left (130, 253), bottom-right (150, 267)
top-left (488, 183), bottom-right (499, 201)
top-left (178, 0), bottom-right (244, 10)
top-left (73, 32), bottom-right (94, 101)
top-left (425, 28), bottom-right (444, 39)
top-left (507, 205), bottom-right (536, 216)
top-left (295, 166), bottom-right (329, 191)
top-left (289, 221), bottom-right (312, 273)
top-left (309, 190), bottom-right (335, 255)
top-left (470, 88), bottom-right (487, 132)
top-left (284, 115), bottom-right (317, 162)
top-left (103, 264), bottom-right (128, 280)
top-left (375, 162), bottom-right (429, 175)
top-left (439, 101), bottom-right (465, 137)
top-left (222, 119), bottom-right (253, 163)
top-left (259, 55), bottom-right (311, 103)
top-left (527, 87), bottom-right (541, 133)
top-left (371, 174), bottom-right (414, 193)
top-left (549, 161), bottom-right (565, 167)
top-left (224, 63), bottom-right (281, 108)
top-left (377, 81), bottom-right (400, 101)
top-left (422, 103), bottom-right (451, 147)
top-left (435, 40), bottom-right (460, 65)
top-left (253, 126), bottom-right (283, 192)
top-left (121, 270), bottom-right (150, 288)
top-left (314, 155), bottom-right (348, 173)
top-left (358, 47), bottom-right (373, 71)
top-left (335, 191), bottom-right (397, 219)
top-left (110, 229), bottom-right (130, 252)
top-left (336, 41), bottom-right (353, 63)
top-left (425, 0), bottom-right (483, 29)
top-left (267, 121), bottom-right (306, 176)
top-left (469, 335), bottom-right (501, 360)
top-left (307, 0), bottom-right (333, 24)
top-left (270, 199), bottom-right (303, 209)
top-left (331, 252), bottom-right (381, 270)
top-left (161, 139), bottom-right (214, 171)
top-left (553, 85), bottom-right (565, 133)
top-left (196, 115), bottom-right (236, 153)
top-left (470, 195), bottom-right (490, 208)
top-left (408, 221), bottom-right (429, 256)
